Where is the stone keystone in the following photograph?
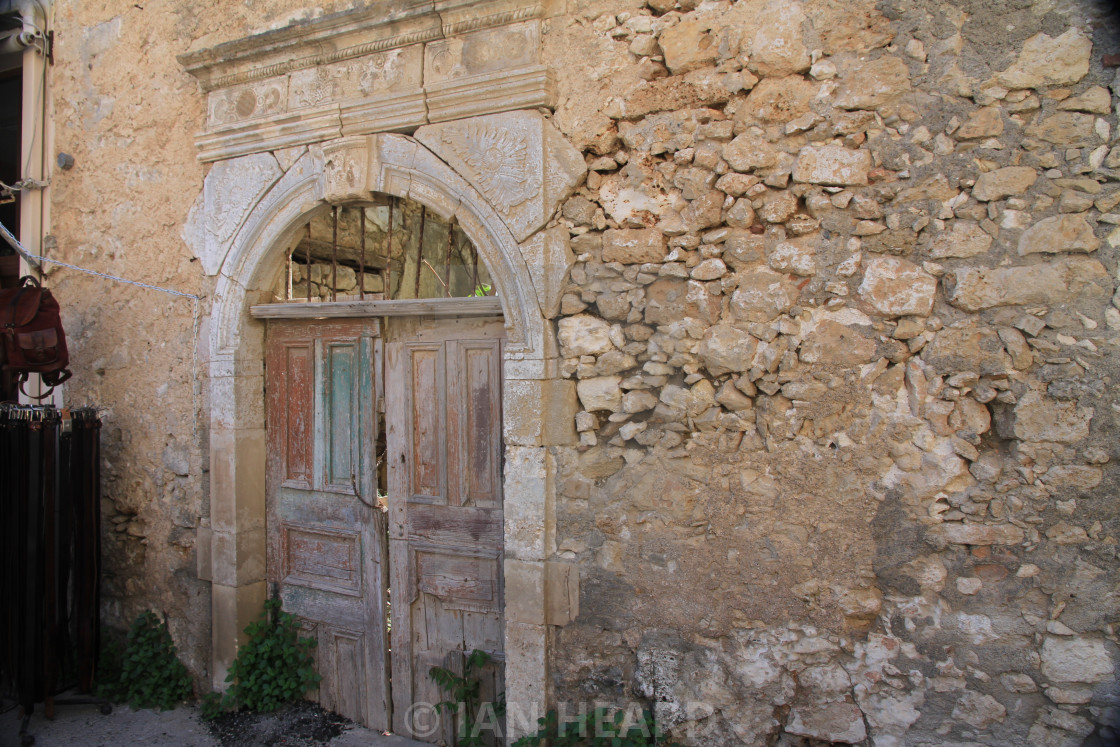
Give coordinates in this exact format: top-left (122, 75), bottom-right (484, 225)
top-left (321, 135), bottom-right (377, 204)
top-left (416, 110), bottom-right (587, 242)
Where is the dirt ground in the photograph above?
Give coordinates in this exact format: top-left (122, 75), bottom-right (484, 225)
top-left (0, 697), bottom-right (428, 747)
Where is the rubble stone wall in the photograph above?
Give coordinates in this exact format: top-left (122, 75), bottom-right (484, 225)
top-left (541, 0), bottom-right (1120, 744)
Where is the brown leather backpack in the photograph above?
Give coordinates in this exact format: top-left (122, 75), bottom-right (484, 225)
top-left (0, 275), bottom-right (72, 398)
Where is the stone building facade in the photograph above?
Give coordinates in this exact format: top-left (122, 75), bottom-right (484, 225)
top-left (5, 0), bottom-right (1120, 743)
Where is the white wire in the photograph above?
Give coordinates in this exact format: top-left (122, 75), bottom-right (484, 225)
top-left (26, 254), bottom-right (201, 299)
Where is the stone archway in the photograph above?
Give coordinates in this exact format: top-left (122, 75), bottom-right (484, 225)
top-left (196, 113), bottom-right (584, 739)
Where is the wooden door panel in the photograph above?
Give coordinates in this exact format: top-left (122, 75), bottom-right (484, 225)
top-left (282, 343), bottom-right (314, 485)
top-left (387, 316), bottom-right (506, 742)
top-left (451, 340), bottom-right (503, 508)
top-left (406, 503), bottom-right (503, 547)
top-left (266, 318), bottom-right (389, 731)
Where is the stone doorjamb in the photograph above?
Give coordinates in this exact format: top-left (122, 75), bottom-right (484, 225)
top-left (200, 129), bottom-right (581, 740)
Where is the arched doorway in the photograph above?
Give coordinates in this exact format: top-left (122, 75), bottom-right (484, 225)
top-left (201, 128), bottom-right (582, 742)
top-left (261, 196), bottom-right (505, 738)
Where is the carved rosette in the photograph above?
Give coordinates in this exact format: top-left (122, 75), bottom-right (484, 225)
top-left (320, 136), bottom-right (377, 204)
top-left (415, 111), bottom-right (586, 242)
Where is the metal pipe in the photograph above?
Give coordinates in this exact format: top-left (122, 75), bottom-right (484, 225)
top-left (304, 223), bottom-right (311, 302)
top-left (358, 207), bottom-right (365, 301)
top-left (331, 206), bottom-right (338, 302)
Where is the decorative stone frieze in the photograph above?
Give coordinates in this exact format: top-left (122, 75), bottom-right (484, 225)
top-left (180, 0), bottom-right (556, 162)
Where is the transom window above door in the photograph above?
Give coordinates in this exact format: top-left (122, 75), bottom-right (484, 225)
top-left (272, 195), bottom-right (496, 303)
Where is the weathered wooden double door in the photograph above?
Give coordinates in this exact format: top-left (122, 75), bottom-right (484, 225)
top-left (265, 315), bottom-right (505, 742)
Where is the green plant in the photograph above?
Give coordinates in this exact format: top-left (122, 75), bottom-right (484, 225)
top-left (472, 283), bottom-right (492, 297)
top-left (199, 690), bottom-right (226, 720)
top-left (429, 649), bottom-right (504, 746)
top-left (513, 707), bottom-right (681, 747)
top-left (116, 611), bottom-right (192, 710)
top-left (94, 634), bottom-right (125, 701)
top-left (209, 597), bottom-right (320, 717)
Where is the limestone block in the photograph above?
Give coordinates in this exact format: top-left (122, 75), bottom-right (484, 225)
top-left (757, 190), bottom-right (799, 224)
top-left (558, 314), bottom-right (614, 357)
top-left (740, 0), bottom-right (810, 77)
top-left (1039, 465), bottom-right (1102, 490)
top-left (211, 581), bottom-right (267, 687)
top-left (858, 257), bottom-right (937, 317)
top-left (602, 228), bottom-right (667, 264)
top-left (504, 446), bottom-right (553, 560)
top-left (576, 376), bottom-right (622, 412)
top-left (944, 257), bottom-right (1111, 311)
top-left (598, 173), bottom-right (673, 226)
top-left (424, 20), bottom-right (539, 87)
top-left (995, 29), bottom-right (1092, 89)
top-left (1017, 215), bottom-right (1100, 256)
top-left (1041, 636), bottom-right (1115, 683)
top-left (210, 526), bottom-right (266, 587)
top-left (504, 378), bottom-right (577, 446)
top-left (658, 16), bottom-right (719, 75)
top-left (183, 152), bottom-right (282, 275)
top-left (1009, 391), bottom-right (1093, 444)
top-left (519, 226), bottom-right (574, 318)
top-left (209, 427), bottom-right (266, 534)
top-left (724, 131), bottom-right (780, 173)
top-left (786, 703), bottom-right (866, 743)
top-left (928, 221), bottom-right (992, 258)
top-left (952, 691), bottom-right (1006, 729)
top-left (207, 76), bottom-right (288, 128)
top-left (1057, 86), bottom-right (1112, 114)
top-left (972, 166), bottom-right (1038, 202)
top-left (739, 76), bottom-right (818, 124)
top-left (698, 324), bottom-right (759, 376)
top-left (416, 110), bottom-right (586, 242)
top-left (1026, 112), bottom-right (1097, 146)
top-left (503, 622), bottom-right (547, 741)
top-left (504, 559), bottom-right (546, 625)
top-left (321, 135), bottom-right (377, 204)
top-left (923, 327), bottom-right (1013, 376)
top-left (731, 268), bottom-right (799, 322)
top-left (928, 523), bottom-right (1025, 546)
top-left (289, 46), bottom-right (422, 110)
top-left (835, 55), bottom-right (911, 110)
top-left (793, 145), bottom-right (870, 186)
top-left (956, 107), bottom-right (1004, 139)
top-left (545, 560), bottom-right (579, 626)
top-left (800, 320), bottom-right (876, 365)
top-left (768, 235), bottom-right (818, 276)
top-left (646, 278), bottom-right (721, 325)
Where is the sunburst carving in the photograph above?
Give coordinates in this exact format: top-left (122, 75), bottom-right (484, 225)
top-left (440, 124), bottom-right (541, 215)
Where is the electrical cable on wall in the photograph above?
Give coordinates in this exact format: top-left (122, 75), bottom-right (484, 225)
top-left (0, 221), bottom-right (198, 299)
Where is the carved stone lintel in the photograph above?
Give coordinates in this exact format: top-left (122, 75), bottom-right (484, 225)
top-left (415, 110), bottom-right (586, 242)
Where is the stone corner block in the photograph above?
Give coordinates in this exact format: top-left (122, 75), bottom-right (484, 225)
top-left (519, 225), bottom-right (574, 319)
top-left (504, 558), bottom-right (546, 625)
top-left (504, 378), bottom-right (578, 447)
top-left (545, 560), bottom-right (579, 626)
top-left (415, 110), bottom-right (586, 242)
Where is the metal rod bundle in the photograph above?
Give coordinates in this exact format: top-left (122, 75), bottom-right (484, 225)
top-left (0, 405), bottom-right (102, 716)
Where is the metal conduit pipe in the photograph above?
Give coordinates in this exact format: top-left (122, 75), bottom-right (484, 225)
top-left (0, 0), bottom-right (48, 55)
